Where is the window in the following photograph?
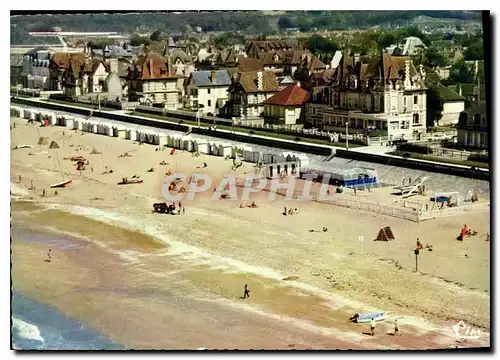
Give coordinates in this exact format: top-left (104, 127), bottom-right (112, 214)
top-left (413, 113), bottom-right (420, 125)
top-left (207, 88), bottom-right (211, 95)
top-left (208, 100), bottom-right (211, 107)
top-left (473, 114), bottom-right (481, 126)
top-left (414, 95), bottom-right (418, 105)
top-left (390, 121), bottom-right (399, 130)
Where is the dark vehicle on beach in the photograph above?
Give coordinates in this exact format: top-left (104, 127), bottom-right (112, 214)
top-left (153, 202), bottom-right (176, 214)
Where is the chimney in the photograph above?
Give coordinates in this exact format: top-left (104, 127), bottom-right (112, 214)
top-left (404, 59), bottom-right (411, 89)
top-left (109, 58), bottom-right (119, 74)
top-left (354, 53), bottom-right (360, 63)
top-left (257, 71), bottom-right (263, 90)
top-left (211, 69), bottom-right (216, 83)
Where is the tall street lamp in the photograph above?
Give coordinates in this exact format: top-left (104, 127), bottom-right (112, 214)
top-left (345, 122), bottom-right (349, 151)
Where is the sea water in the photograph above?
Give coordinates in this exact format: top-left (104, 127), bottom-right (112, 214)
top-left (11, 291), bottom-right (125, 350)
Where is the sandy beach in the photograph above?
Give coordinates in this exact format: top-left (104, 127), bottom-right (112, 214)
top-left (10, 116), bottom-right (490, 349)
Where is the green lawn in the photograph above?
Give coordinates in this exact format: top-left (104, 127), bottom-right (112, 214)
top-left (133, 111), bottom-right (364, 148)
top-left (389, 150), bottom-right (489, 169)
top-left (45, 99), bottom-right (117, 112)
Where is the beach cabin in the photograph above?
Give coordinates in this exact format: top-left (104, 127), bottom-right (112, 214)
top-left (301, 165), bottom-right (378, 188)
top-left (295, 153), bottom-right (309, 168)
top-left (173, 136), bottom-right (182, 149)
top-left (56, 115), bottom-right (66, 127)
top-left (106, 124), bottom-right (114, 137)
top-left (263, 150), bottom-right (285, 164)
top-left (158, 133), bottom-right (168, 147)
top-left (218, 143), bottom-right (233, 158)
top-left (209, 142), bottom-right (219, 156)
top-left (48, 112), bottom-right (57, 125)
top-left (167, 135), bottom-right (175, 148)
top-left (126, 129), bottom-right (138, 141)
top-left (115, 126), bottom-right (127, 139)
top-left (242, 146), bottom-right (254, 162)
top-left (64, 117), bottom-right (75, 130)
top-left (266, 160), bottom-right (301, 179)
top-left (181, 136), bottom-right (194, 152)
top-left (118, 126), bottom-right (127, 138)
top-left (81, 121), bottom-right (91, 132)
top-left (194, 139), bottom-right (209, 154)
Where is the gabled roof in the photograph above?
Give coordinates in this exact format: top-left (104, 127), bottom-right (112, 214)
top-left (191, 70), bottom-right (231, 87)
top-left (436, 83), bottom-right (465, 102)
top-left (238, 71), bottom-right (279, 93)
top-left (465, 101), bottom-right (487, 117)
top-left (51, 52), bottom-right (88, 70)
top-left (263, 84), bottom-right (310, 106)
top-left (237, 57), bottom-right (262, 72)
top-left (169, 48), bottom-right (192, 64)
top-left (132, 52), bottom-right (176, 80)
top-left (307, 56), bottom-right (327, 72)
top-left (91, 59), bottom-right (107, 75)
top-left (276, 76), bottom-right (295, 85)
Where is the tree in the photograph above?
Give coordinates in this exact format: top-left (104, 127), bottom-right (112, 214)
top-left (425, 46), bottom-right (447, 67)
top-left (130, 34), bottom-right (150, 47)
top-left (361, 40), bottom-right (380, 56)
top-left (306, 35), bottom-right (339, 54)
top-left (296, 18), bottom-right (313, 32)
top-left (450, 60), bottom-right (474, 83)
top-left (278, 17), bottom-right (295, 29)
top-left (150, 30), bottom-right (165, 42)
top-left (464, 41), bottom-right (484, 60)
top-left (378, 32), bottom-right (396, 48)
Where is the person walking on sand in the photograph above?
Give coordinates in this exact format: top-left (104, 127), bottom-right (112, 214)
top-left (394, 319), bottom-right (401, 336)
top-left (370, 318), bottom-right (376, 336)
top-left (46, 249), bottom-right (52, 262)
top-left (18, 175), bottom-right (21, 183)
top-left (243, 284), bottom-right (250, 299)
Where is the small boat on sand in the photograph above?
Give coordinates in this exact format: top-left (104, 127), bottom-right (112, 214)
top-left (117, 178), bottom-right (143, 185)
top-left (349, 312), bottom-right (386, 323)
top-left (51, 179), bottom-right (72, 188)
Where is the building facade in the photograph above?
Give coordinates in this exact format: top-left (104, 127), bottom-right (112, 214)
top-left (184, 70), bottom-right (231, 115)
top-left (456, 103), bottom-right (487, 149)
top-left (127, 52), bottom-right (180, 109)
top-left (305, 52), bottom-right (428, 140)
top-left (222, 71), bottom-right (279, 119)
top-left (263, 84), bottom-right (310, 126)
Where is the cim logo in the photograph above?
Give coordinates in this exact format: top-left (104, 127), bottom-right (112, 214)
top-left (452, 320), bottom-right (481, 340)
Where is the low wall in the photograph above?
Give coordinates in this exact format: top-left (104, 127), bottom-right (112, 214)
top-left (11, 97), bottom-right (332, 156)
top-left (335, 149), bottom-right (489, 181)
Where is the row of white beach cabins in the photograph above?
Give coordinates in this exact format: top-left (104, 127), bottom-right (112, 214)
top-left (11, 106), bottom-right (311, 178)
